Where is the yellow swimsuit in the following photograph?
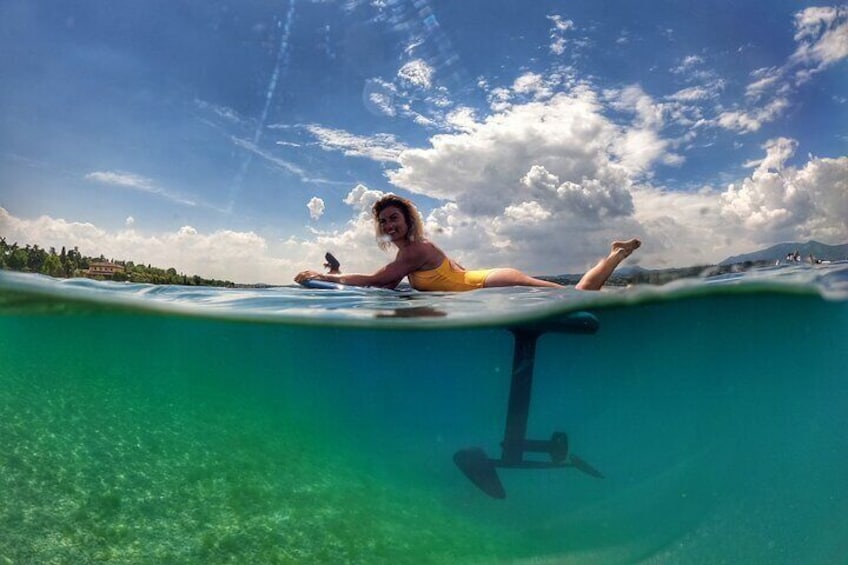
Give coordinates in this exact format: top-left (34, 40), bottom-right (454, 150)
top-left (408, 259), bottom-right (493, 292)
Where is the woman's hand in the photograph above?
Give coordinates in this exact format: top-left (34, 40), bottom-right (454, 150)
top-left (294, 270), bottom-right (322, 284)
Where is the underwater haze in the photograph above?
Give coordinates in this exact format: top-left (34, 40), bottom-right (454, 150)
top-left (1, 265), bottom-right (847, 563)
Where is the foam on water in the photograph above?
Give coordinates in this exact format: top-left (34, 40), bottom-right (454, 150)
top-left (1, 265), bottom-right (847, 563)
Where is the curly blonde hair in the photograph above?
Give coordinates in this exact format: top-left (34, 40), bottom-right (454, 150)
top-left (372, 194), bottom-right (425, 250)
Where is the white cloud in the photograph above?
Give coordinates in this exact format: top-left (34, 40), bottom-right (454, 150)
top-left (444, 107), bottom-right (478, 132)
top-left (548, 14), bottom-right (574, 32)
top-left (520, 164), bottom-right (560, 192)
top-left (343, 183), bottom-right (385, 217)
top-left (5, 135), bottom-right (847, 283)
top-left (520, 165), bottom-right (634, 219)
top-left (671, 55), bottom-right (705, 75)
top-left (1, 208), bottom-right (108, 252)
top-left (716, 6), bottom-right (848, 134)
top-left (86, 171), bottom-right (155, 191)
top-left (721, 138), bottom-right (848, 241)
top-left (547, 14), bottom-right (575, 56)
top-left (362, 78), bottom-right (398, 117)
top-left (745, 66), bottom-right (784, 99)
top-left (716, 97), bottom-right (791, 133)
top-left (306, 125), bottom-right (408, 162)
top-left (513, 72), bottom-right (555, 100)
top-left (487, 87), bottom-right (512, 112)
top-left (793, 154), bottom-right (848, 240)
top-left (0, 206), bottom-right (288, 282)
top-left (503, 201), bottom-right (552, 222)
top-left (790, 6), bottom-right (848, 73)
top-left (85, 170), bottom-right (197, 207)
top-left (629, 184), bottom-right (745, 267)
top-left (398, 59), bottom-right (434, 90)
top-left (667, 86), bottom-right (712, 102)
top-left (387, 87), bottom-right (655, 217)
top-left (230, 137), bottom-right (308, 179)
top-left (743, 137), bottom-right (798, 172)
top-left (550, 37), bottom-right (567, 56)
top-left (307, 197), bottom-right (325, 220)
top-left (0, 184), bottom-right (393, 284)
top-left (380, 80), bottom-right (848, 272)
top-left (125, 216), bottom-right (135, 227)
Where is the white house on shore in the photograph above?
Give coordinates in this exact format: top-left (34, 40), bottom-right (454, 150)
top-left (85, 261), bottom-right (125, 278)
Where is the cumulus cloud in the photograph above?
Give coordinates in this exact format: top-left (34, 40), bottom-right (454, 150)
top-left (743, 136), bottom-right (798, 172)
top-left (503, 200), bottom-right (552, 222)
top-left (521, 165), bottom-right (634, 219)
top-left (623, 141), bottom-right (848, 267)
top-left (282, 16), bottom-right (846, 275)
top-left (0, 206), bottom-right (289, 283)
top-left (6, 134), bottom-right (848, 284)
top-left (721, 137), bottom-right (848, 241)
top-left (307, 197), bottom-right (325, 220)
top-left (629, 185), bottom-right (744, 268)
top-left (388, 87), bottom-right (651, 215)
top-left (382, 118), bottom-right (846, 272)
top-left (1, 208), bottom-right (108, 251)
top-left (343, 183), bottom-right (384, 216)
top-left (0, 184), bottom-right (395, 284)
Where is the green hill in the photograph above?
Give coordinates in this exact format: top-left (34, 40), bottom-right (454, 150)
top-left (720, 240), bottom-right (848, 265)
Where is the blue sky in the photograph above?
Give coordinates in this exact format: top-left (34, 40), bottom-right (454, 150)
top-left (1, 0), bottom-right (846, 283)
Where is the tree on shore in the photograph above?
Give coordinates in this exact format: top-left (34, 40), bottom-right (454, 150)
top-left (0, 237), bottom-right (234, 287)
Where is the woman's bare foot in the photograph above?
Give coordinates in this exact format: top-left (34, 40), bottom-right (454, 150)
top-left (611, 238), bottom-right (641, 259)
top-left (575, 238), bottom-right (642, 290)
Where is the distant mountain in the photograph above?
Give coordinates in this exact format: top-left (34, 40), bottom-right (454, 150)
top-left (720, 240), bottom-right (848, 265)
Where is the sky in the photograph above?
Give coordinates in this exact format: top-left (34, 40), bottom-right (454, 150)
top-left (1, 0), bottom-right (847, 284)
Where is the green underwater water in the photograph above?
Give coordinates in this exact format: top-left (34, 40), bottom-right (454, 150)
top-left (1, 278), bottom-right (847, 563)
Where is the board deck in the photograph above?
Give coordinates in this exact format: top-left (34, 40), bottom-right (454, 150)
top-left (298, 279), bottom-right (351, 290)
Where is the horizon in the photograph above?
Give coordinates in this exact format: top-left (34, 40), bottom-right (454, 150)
top-left (4, 235), bottom-right (846, 286)
top-left (2, 1), bottom-right (847, 285)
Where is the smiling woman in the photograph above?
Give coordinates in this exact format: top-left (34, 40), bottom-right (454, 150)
top-left (294, 194), bottom-right (641, 292)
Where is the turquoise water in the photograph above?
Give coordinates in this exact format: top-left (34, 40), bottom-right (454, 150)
top-left (1, 265), bottom-right (847, 564)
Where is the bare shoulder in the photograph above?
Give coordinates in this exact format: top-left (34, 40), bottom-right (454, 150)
top-left (400, 240), bottom-right (445, 269)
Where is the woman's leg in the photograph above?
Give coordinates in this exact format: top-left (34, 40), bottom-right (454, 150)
top-left (481, 238), bottom-right (641, 290)
top-left (575, 239), bottom-right (641, 290)
top-left (483, 268), bottom-right (563, 288)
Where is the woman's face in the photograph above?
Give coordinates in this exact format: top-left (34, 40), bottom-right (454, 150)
top-left (377, 205), bottom-right (409, 242)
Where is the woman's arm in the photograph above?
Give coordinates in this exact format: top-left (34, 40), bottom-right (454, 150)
top-left (295, 250), bottom-right (426, 288)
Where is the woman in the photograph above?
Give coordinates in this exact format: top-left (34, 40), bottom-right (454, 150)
top-left (294, 194), bottom-right (641, 291)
